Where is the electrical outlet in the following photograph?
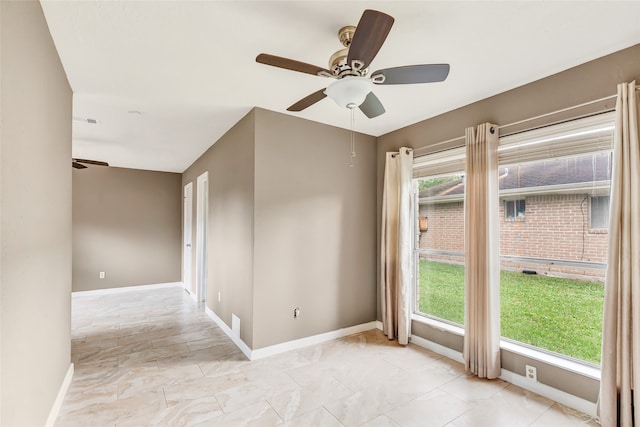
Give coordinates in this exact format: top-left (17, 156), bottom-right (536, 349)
top-left (99, 271), bottom-right (106, 279)
top-left (217, 291), bottom-right (221, 302)
top-left (293, 307), bottom-right (301, 319)
top-left (525, 365), bottom-right (537, 382)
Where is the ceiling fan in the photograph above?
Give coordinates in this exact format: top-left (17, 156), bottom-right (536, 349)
top-left (72, 158), bottom-right (109, 169)
top-left (256, 9), bottom-right (450, 118)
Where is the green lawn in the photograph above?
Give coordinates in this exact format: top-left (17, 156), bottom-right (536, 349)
top-left (417, 260), bottom-right (604, 364)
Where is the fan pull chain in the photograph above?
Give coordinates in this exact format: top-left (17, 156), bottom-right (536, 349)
top-left (349, 107), bottom-right (357, 167)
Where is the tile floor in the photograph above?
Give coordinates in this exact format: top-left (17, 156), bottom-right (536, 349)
top-left (56, 285), bottom-right (600, 426)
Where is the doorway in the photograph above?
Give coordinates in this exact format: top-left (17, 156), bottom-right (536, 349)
top-left (183, 182), bottom-right (193, 294)
top-left (196, 172), bottom-right (208, 303)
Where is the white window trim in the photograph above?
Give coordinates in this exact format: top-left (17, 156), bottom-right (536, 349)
top-left (411, 312), bottom-right (464, 336)
top-left (411, 313), bottom-right (601, 380)
top-left (500, 339), bottom-right (601, 380)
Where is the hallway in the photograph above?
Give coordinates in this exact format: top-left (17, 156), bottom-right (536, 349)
top-left (56, 285), bottom-right (597, 426)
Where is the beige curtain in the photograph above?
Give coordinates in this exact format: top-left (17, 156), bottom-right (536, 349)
top-left (381, 147), bottom-right (414, 345)
top-left (463, 123), bottom-right (501, 379)
top-left (599, 81), bottom-right (640, 427)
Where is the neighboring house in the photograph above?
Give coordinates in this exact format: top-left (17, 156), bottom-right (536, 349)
top-left (418, 152), bottom-right (612, 281)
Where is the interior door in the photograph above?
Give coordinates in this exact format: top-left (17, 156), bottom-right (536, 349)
top-left (196, 172), bottom-right (208, 303)
top-left (183, 182), bottom-right (193, 294)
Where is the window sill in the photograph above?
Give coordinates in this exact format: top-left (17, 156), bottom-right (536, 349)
top-left (411, 313), bottom-right (600, 381)
top-left (411, 313), bottom-right (464, 336)
top-left (500, 340), bottom-right (601, 380)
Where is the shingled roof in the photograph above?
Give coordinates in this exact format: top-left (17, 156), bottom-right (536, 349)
top-left (419, 152), bottom-right (612, 199)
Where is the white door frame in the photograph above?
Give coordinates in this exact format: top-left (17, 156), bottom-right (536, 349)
top-left (183, 182), bottom-right (193, 294)
top-left (196, 172), bottom-right (209, 303)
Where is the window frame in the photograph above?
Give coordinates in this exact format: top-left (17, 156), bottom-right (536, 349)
top-left (411, 111), bottom-right (615, 369)
top-left (413, 172), bottom-right (466, 328)
top-left (504, 198), bottom-right (526, 220)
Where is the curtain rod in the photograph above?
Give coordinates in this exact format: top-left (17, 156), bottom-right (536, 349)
top-left (499, 87), bottom-right (639, 131)
top-left (391, 148), bottom-right (413, 158)
top-left (415, 89), bottom-right (638, 157)
top-left (416, 135), bottom-right (466, 153)
top-left (496, 94), bottom-right (617, 131)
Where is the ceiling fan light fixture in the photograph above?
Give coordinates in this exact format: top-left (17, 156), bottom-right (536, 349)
top-left (325, 77), bottom-right (372, 109)
top-left (256, 10), bottom-right (449, 117)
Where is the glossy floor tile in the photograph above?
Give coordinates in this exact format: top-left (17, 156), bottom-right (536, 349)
top-left (56, 285), bottom-right (599, 426)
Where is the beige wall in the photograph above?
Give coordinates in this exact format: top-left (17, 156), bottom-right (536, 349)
top-left (73, 166), bottom-right (181, 292)
top-left (181, 108), bottom-right (377, 350)
top-left (252, 108), bottom-right (377, 349)
top-left (380, 43), bottom-right (640, 403)
top-left (182, 110), bottom-right (256, 347)
top-left (1, 1), bottom-right (73, 425)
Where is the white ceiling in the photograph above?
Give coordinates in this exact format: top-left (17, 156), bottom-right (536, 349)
top-left (41, 1), bottom-right (640, 173)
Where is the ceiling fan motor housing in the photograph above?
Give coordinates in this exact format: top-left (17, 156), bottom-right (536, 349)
top-left (330, 25), bottom-right (367, 78)
top-left (329, 52), bottom-right (368, 78)
top-left (329, 48), bottom-right (349, 73)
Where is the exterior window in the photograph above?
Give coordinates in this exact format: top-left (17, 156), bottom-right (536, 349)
top-left (590, 195), bottom-right (610, 229)
top-left (414, 173), bottom-right (464, 326)
top-left (499, 153), bottom-right (610, 364)
top-left (412, 112), bottom-right (613, 366)
top-left (505, 199), bottom-right (525, 219)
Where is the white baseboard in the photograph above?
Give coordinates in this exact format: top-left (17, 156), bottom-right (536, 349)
top-left (72, 282), bottom-right (182, 296)
top-left (499, 369), bottom-right (597, 417)
top-left (376, 320), bottom-right (383, 330)
top-left (251, 321), bottom-right (378, 360)
top-left (409, 334), bottom-right (465, 364)
top-left (202, 309), bottom-right (378, 362)
top-left (204, 307), bottom-right (253, 360)
top-left (45, 363), bottom-right (74, 427)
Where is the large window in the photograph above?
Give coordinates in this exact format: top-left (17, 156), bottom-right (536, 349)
top-left (497, 113), bottom-right (613, 364)
top-left (415, 173), bottom-right (465, 326)
top-left (498, 154), bottom-right (610, 364)
top-left (413, 112), bottom-right (614, 365)
top-left (413, 148), bottom-right (467, 326)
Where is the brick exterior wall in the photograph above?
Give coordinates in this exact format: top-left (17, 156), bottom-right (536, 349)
top-left (418, 194), bottom-right (608, 281)
top-left (499, 194), bottom-right (607, 263)
top-left (418, 201), bottom-right (464, 253)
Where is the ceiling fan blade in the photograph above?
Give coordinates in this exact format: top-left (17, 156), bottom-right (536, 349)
top-left (256, 54), bottom-right (331, 77)
top-left (371, 64), bottom-right (450, 85)
top-left (359, 92), bottom-right (385, 118)
top-left (347, 10), bottom-right (394, 70)
top-left (287, 89), bottom-right (327, 112)
top-left (72, 161), bottom-right (87, 169)
top-left (74, 158), bottom-right (109, 167)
